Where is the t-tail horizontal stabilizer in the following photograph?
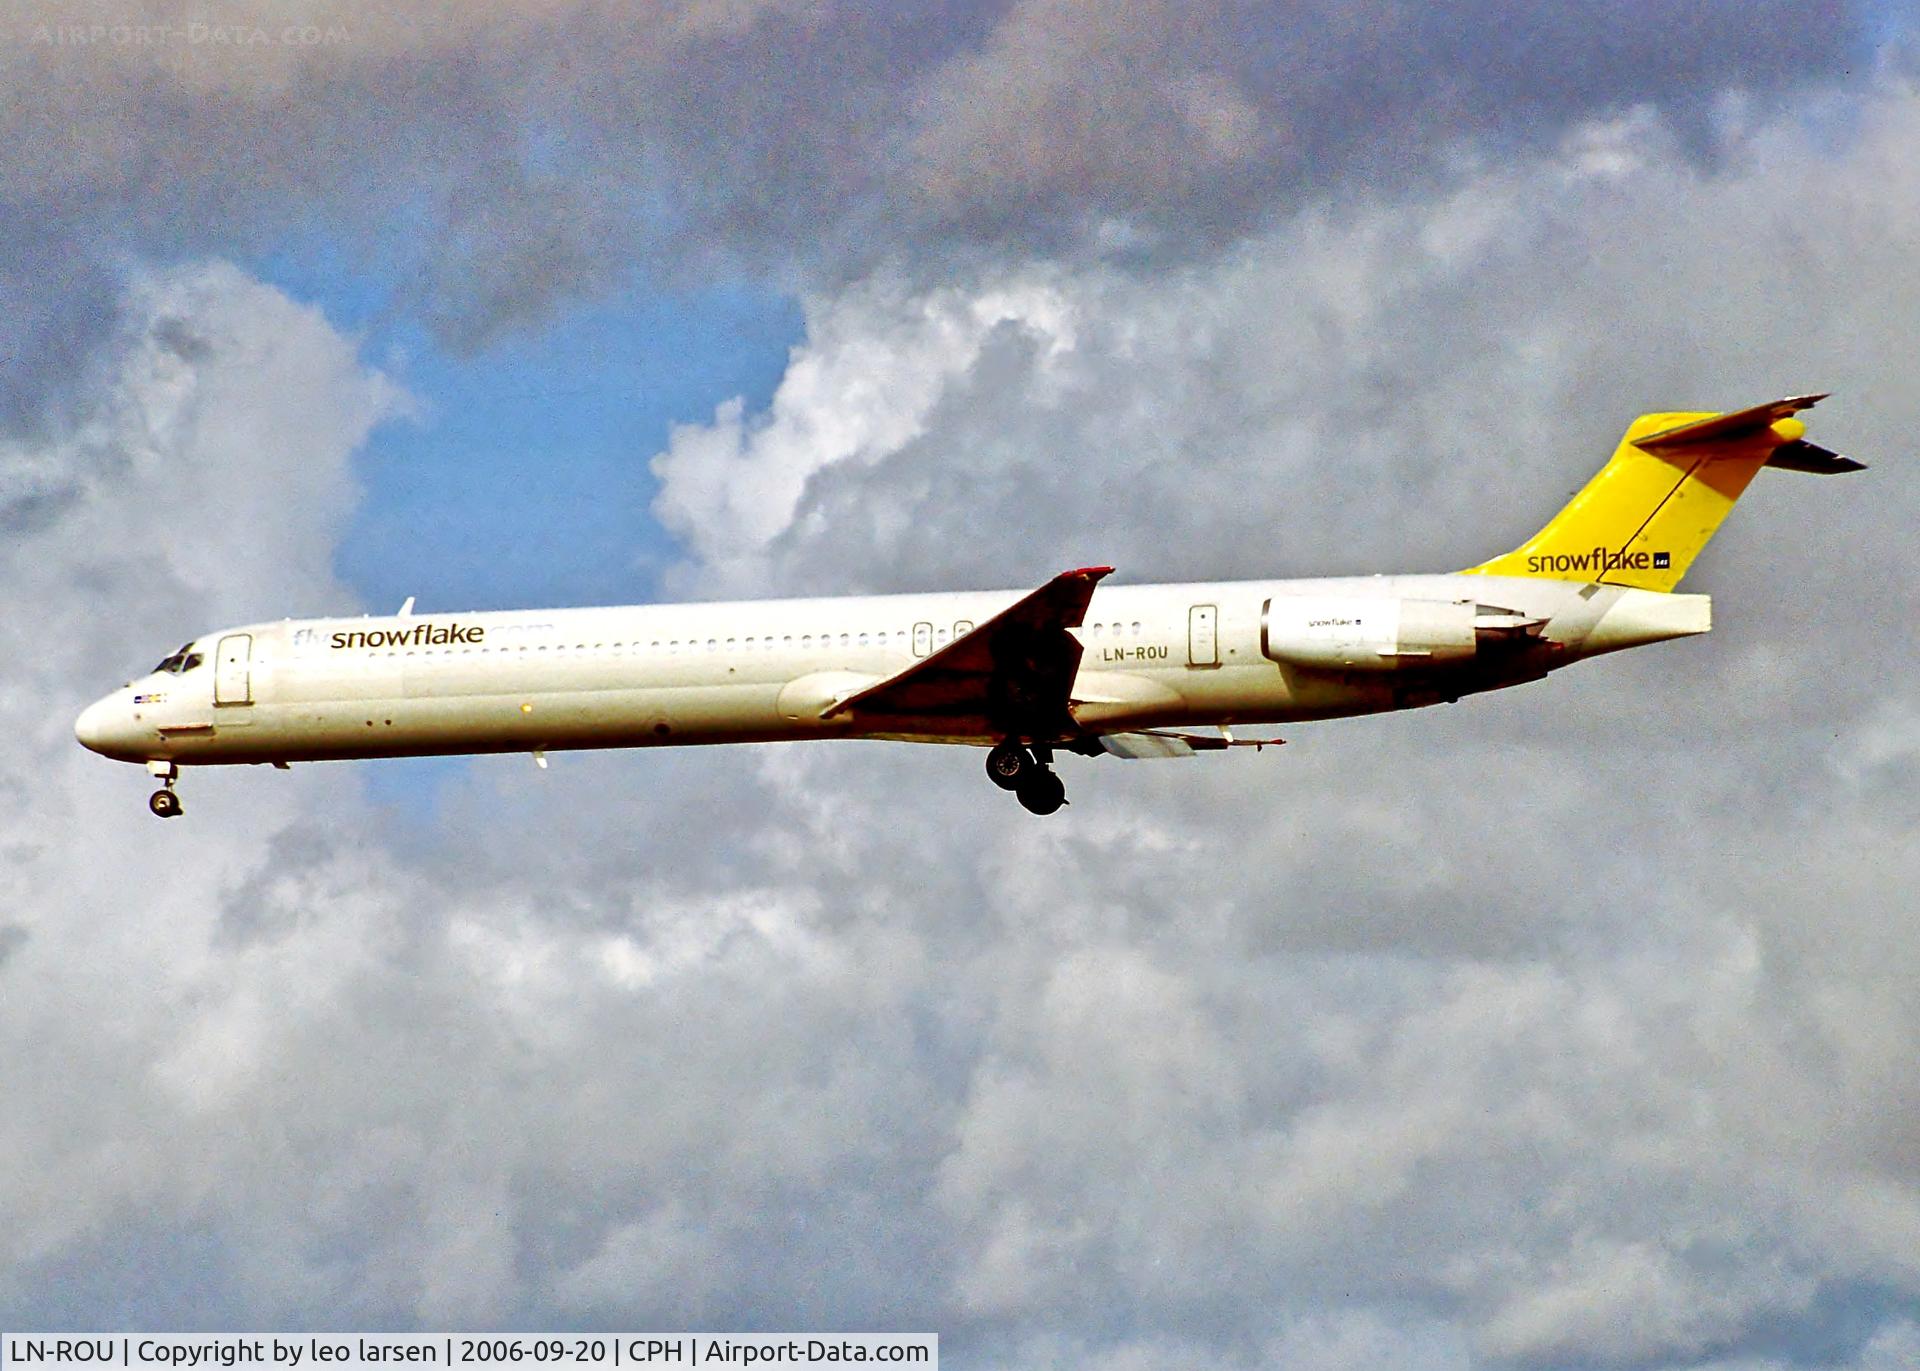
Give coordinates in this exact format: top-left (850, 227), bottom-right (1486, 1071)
top-left (1630, 394), bottom-right (1829, 451)
top-left (1636, 393), bottom-right (1865, 474)
top-left (1765, 440), bottom-right (1867, 475)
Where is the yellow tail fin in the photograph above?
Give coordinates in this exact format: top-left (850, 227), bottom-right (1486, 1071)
top-left (1464, 395), bottom-right (1860, 592)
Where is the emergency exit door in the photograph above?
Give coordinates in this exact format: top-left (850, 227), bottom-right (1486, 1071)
top-left (1188, 605), bottom-right (1219, 667)
top-left (214, 633), bottom-right (253, 705)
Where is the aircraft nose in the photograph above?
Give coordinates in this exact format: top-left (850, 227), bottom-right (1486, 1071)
top-left (75, 696), bottom-right (124, 755)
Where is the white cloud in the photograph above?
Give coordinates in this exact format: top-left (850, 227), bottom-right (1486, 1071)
top-left (628, 86), bottom-right (1920, 1366)
top-left (651, 85), bottom-right (1920, 619)
top-left (1478, 1238), bottom-right (1813, 1364)
top-left (3, 261), bottom-right (408, 633)
top-left (9, 82), bottom-right (1920, 1371)
top-left (0, 261), bottom-right (408, 1289)
top-left (651, 278), bottom-right (1077, 596)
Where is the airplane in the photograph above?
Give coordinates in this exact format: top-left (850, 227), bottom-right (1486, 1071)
top-left (75, 395), bottom-right (1863, 818)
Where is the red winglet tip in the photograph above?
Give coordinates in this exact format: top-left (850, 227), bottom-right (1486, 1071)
top-left (1064, 565), bottom-right (1115, 579)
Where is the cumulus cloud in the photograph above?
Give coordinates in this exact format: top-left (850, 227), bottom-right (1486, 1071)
top-left (3, 261), bottom-right (407, 728)
top-left (0, 0), bottom-right (1882, 428)
top-left (651, 83), bottom-right (1920, 612)
top-left (8, 15), bottom-right (1920, 1371)
top-left (615, 85), bottom-right (1920, 1365)
top-left (0, 263), bottom-right (408, 1309)
top-left (650, 277), bottom-right (1080, 594)
top-left (17, 265), bottom-right (1917, 1358)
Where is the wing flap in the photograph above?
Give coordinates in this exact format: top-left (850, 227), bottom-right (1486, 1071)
top-left (1099, 732), bottom-right (1196, 759)
top-left (1098, 729), bottom-right (1287, 758)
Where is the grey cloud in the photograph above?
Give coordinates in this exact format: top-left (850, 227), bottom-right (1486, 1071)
top-left (626, 85), bottom-right (1920, 1364)
top-left (900, 0), bottom-right (1828, 255)
top-left (8, 29), bottom-right (1920, 1371)
top-left (406, 159), bottom-right (637, 354)
top-left (216, 827), bottom-right (355, 950)
top-left (580, 0), bottom-right (1877, 274)
top-left (656, 87), bottom-right (1920, 637)
top-left (0, 0), bottom-right (1885, 417)
top-left (0, 924), bottom-right (27, 970)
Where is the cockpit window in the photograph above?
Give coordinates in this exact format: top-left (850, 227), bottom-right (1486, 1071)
top-left (150, 644), bottom-right (204, 674)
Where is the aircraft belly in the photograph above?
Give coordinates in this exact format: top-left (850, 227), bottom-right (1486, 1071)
top-left (1062, 662), bottom-right (1381, 732)
top-left (172, 652), bottom-right (1538, 766)
top-left (183, 683), bottom-right (796, 764)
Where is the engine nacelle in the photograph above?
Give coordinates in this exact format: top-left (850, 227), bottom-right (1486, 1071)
top-left (1262, 596), bottom-right (1481, 672)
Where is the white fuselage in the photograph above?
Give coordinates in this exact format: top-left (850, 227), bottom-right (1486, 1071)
top-left (74, 574), bottom-right (1709, 769)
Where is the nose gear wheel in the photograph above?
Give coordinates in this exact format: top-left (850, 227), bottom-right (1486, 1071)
top-left (146, 759), bottom-right (183, 818)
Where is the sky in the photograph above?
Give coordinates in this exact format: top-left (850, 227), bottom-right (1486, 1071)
top-left (5, 3), bottom-right (1920, 1367)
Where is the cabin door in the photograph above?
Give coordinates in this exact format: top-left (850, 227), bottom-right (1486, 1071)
top-left (214, 634), bottom-right (254, 706)
top-left (1187, 605), bottom-right (1219, 668)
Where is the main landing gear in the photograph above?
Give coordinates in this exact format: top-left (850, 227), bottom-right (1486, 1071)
top-left (985, 742), bottom-right (1068, 816)
top-left (147, 760), bottom-right (183, 819)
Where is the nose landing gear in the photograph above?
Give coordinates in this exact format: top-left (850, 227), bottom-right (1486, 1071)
top-left (985, 742), bottom-right (1069, 815)
top-left (146, 760), bottom-right (183, 818)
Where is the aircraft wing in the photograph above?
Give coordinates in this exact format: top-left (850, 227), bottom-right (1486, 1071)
top-left (822, 566), bottom-right (1114, 740)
